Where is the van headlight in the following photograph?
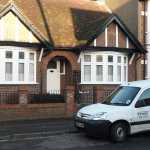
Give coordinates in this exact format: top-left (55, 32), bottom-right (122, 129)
top-left (91, 112), bottom-right (107, 120)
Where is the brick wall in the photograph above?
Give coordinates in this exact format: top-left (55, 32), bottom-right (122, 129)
top-left (0, 104), bottom-right (66, 121)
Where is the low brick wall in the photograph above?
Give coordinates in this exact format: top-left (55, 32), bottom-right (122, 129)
top-left (0, 103), bottom-right (67, 122)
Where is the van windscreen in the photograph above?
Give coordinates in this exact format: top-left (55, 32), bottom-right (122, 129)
top-left (103, 86), bottom-right (140, 106)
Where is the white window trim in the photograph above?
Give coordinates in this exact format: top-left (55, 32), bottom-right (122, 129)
top-left (116, 25), bottom-right (119, 47)
top-left (60, 62), bottom-right (66, 75)
top-left (80, 51), bottom-right (128, 85)
top-left (0, 46), bottom-right (37, 84)
top-left (105, 28), bottom-right (108, 47)
top-left (126, 37), bottom-right (129, 48)
top-left (94, 39), bottom-right (96, 47)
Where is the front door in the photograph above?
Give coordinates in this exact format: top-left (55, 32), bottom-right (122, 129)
top-left (47, 60), bottom-right (60, 94)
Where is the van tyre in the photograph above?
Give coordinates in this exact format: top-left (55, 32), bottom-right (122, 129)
top-left (110, 123), bottom-right (127, 142)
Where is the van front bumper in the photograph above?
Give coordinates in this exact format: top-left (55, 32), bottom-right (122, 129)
top-left (74, 116), bottom-right (111, 137)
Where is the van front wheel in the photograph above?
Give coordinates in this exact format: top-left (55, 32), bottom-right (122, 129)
top-left (110, 123), bottom-right (127, 142)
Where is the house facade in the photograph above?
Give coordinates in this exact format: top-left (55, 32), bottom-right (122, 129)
top-left (0, 0), bottom-right (146, 120)
top-left (138, 0), bottom-right (150, 79)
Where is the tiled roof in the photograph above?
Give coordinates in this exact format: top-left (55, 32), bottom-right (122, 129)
top-left (0, 0), bottom-right (111, 47)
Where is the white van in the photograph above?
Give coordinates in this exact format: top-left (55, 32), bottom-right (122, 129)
top-left (75, 80), bottom-right (150, 142)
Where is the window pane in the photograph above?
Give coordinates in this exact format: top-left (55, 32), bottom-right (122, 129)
top-left (117, 66), bottom-right (121, 82)
top-left (29, 63), bottom-right (34, 81)
top-left (108, 56), bottom-right (113, 62)
top-left (117, 56), bottom-right (121, 63)
top-left (124, 66), bottom-right (127, 81)
top-left (84, 55), bottom-right (91, 62)
top-left (29, 53), bottom-right (34, 61)
top-left (96, 55), bottom-right (103, 62)
top-left (84, 65), bottom-right (91, 81)
top-left (6, 51), bottom-right (12, 59)
top-left (139, 89), bottom-right (150, 101)
top-left (19, 52), bottom-right (24, 59)
top-left (96, 65), bottom-right (103, 81)
top-left (108, 65), bottom-right (113, 81)
top-left (5, 62), bottom-right (12, 81)
top-left (19, 63), bottom-right (24, 81)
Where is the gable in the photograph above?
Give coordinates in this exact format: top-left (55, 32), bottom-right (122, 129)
top-left (0, 11), bottom-right (39, 43)
top-left (91, 21), bottom-right (135, 49)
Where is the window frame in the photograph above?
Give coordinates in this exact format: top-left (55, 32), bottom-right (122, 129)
top-left (80, 51), bottom-right (128, 84)
top-left (0, 46), bottom-right (37, 84)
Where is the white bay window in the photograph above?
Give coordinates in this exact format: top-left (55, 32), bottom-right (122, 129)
top-left (0, 46), bottom-right (37, 84)
top-left (81, 52), bottom-right (128, 84)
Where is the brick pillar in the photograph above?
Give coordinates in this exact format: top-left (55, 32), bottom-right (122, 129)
top-left (19, 85), bottom-right (28, 105)
top-left (65, 86), bottom-right (76, 117)
top-left (94, 86), bottom-right (103, 103)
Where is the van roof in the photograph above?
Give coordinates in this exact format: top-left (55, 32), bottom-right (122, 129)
top-left (123, 80), bottom-right (150, 88)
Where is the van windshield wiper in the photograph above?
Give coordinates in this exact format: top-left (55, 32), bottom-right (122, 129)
top-left (110, 102), bottom-right (127, 106)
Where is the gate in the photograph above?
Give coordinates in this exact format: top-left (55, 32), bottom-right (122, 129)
top-left (76, 85), bottom-right (94, 104)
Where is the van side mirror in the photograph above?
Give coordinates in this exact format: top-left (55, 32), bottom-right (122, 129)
top-left (135, 100), bottom-right (145, 108)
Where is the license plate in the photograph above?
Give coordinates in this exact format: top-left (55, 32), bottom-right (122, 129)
top-left (76, 122), bottom-right (85, 128)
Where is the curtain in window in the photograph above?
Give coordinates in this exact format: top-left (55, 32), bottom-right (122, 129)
top-left (29, 63), bottom-right (34, 81)
top-left (96, 65), bottom-right (103, 81)
top-left (5, 62), bottom-right (12, 81)
top-left (19, 63), bottom-right (24, 81)
top-left (108, 65), bottom-right (113, 81)
top-left (84, 65), bottom-right (91, 81)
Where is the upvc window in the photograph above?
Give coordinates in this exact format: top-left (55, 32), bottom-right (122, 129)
top-left (81, 52), bottom-right (128, 84)
top-left (84, 65), bottom-right (91, 81)
top-left (18, 63), bottom-right (24, 81)
top-left (108, 65), bottom-right (113, 81)
top-left (0, 46), bottom-right (37, 84)
top-left (29, 63), bottom-right (34, 82)
top-left (96, 65), bottom-right (103, 81)
top-left (5, 62), bottom-right (13, 81)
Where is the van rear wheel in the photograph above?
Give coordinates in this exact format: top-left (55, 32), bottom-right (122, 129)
top-left (110, 123), bottom-right (127, 142)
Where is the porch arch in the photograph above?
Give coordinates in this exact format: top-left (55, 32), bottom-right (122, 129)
top-left (41, 50), bottom-right (80, 94)
top-left (42, 51), bottom-right (80, 71)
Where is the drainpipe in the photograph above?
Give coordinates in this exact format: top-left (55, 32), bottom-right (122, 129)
top-left (39, 48), bottom-right (44, 95)
top-left (143, 0), bottom-right (146, 79)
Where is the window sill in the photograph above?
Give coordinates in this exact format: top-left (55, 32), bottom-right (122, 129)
top-left (80, 82), bottom-right (126, 85)
top-left (0, 82), bottom-right (39, 85)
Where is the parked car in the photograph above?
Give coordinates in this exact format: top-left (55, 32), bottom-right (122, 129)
top-left (74, 80), bottom-right (150, 142)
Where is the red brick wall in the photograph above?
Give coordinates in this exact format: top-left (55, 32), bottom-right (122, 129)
top-left (107, 22), bottom-right (116, 47)
top-left (0, 103), bottom-right (66, 121)
top-left (96, 32), bottom-right (105, 46)
top-left (138, 0), bottom-right (145, 44)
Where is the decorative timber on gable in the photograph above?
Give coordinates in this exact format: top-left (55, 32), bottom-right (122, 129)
top-left (0, 2), bottom-right (50, 47)
top-left (89, 14), bottom-right (146, 54)
top-left (0, 12), bottom-right (39, 43)
top-left (91, 21), bottom-right (135, 49)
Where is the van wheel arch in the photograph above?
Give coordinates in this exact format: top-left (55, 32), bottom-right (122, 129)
top-left (110, 120), bottom-right (131, 135)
